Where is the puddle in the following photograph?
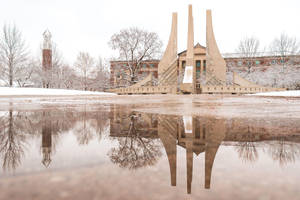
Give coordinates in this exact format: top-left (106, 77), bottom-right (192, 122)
top-left (0, 104), bottom-right (300, 199)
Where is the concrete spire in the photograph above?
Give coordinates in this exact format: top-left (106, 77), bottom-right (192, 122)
top-left (181, 4), bottom-right (195, 93)
top-left (158, 12), bottom-right (178, 78)
top-left (206, 10), bottom-right (227, 84)
top-left (186, 5), bottom-right (194, 67)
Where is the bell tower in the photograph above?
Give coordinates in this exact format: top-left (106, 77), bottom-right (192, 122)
top-left (42, 30), bottom-right (52, 88)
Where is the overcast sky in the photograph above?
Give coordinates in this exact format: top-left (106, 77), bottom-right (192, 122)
top-left (1, 0), bottom-right (299, 64)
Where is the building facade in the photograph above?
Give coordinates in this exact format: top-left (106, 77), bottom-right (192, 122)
top-left (110, 60), bottom-right (159, 88)
top-left (110, 44), bottom-right (300, 88)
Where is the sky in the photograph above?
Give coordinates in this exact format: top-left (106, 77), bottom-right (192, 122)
top-left (0, 0), bottom-right (299, 64)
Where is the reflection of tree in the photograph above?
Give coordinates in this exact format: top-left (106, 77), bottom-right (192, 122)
top-left (0, 110), bottom-right (27, 171)
top-left (235, 142), bottom-right (258, 163)
top-left (90, 108), bottom-right (110, 142)
top-left (234, 128), bottom-right (258, 163)
top-left (108, 114), bottom-right (162, 169)
top-left (0, 107), bottom-right (111, 172)
top-left (268, 138), bottom-right (300, 166)
top-left (73, 108), bottom-right (95, 145)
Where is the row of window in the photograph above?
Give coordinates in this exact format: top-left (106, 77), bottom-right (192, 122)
top-left (142, 63), bottom-right (156, 68)
top-left (182, 60), bottom-right (207, 68)
top-left (115, 63), bottom-right (157, 68)
top-left (235, 59), bottom-right (285, 66)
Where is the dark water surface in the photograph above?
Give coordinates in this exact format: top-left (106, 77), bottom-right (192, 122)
top-left (0, 104), bottom-right (300, 199)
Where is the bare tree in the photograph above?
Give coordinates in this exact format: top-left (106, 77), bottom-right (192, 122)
top-left (236, 36), bottom-right (260, 58)
top-left (90, 56), bottom-right (110, 91)
top-left (270, 33), bottom-right (300, 56)
top-left (109, 27), bottom-right (162, 85)
top-left (14, 58), bottom-right (38, 87)
top-left (0, 24), bottom-right (28, 87)
top-left (235, 36), bottom-right (260, 74)
top-left (74, 52), bottom-right (95, 91)
top-left (56, 64), bottom-right (78, 89)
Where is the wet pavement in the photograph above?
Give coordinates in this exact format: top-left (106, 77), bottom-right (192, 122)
top-left (0, 95), bottom-right (300, 199)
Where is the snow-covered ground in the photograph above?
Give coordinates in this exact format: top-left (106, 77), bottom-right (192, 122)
top-left (250, 90), bottom-right (300, 97)
top-left (0, 87), bottom-right (116, 96)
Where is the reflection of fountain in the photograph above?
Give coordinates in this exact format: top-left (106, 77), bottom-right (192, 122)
top-left (109, 110), bottom-right (228, 194)
top-left (158, 115), bottom-right (225, 194)
top-left (109, 110), bottom-right (300, 194)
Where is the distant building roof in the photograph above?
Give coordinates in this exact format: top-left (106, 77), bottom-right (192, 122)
top-left (178, 43), bottom-right (206, 56)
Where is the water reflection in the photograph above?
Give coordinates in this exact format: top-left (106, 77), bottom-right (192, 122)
top-left (41, 111), bottom-right (52, 167)
top-left (0, 105), bottom-right (300, 194)
top-left (109, 112), bottom-right (162, 169)
top-left (0, 106), bottom-right (110, 172)
top-left (0, 110), bottom-right (27, 171)
top-left (109, 108), bottom-right (300, 194)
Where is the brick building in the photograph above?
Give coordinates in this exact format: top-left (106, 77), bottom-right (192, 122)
top-left (110, 44), bottom-right (300, 88)
top-left (110, 60), bottom-right (159, 87)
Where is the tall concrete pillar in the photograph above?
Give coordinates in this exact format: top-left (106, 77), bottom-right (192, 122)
top-left (181, 4), bottom-right (195, 93)
top-left (206, 10), bottom-right (226, 85)
top-left (158, 13), bottom-right (178, 79)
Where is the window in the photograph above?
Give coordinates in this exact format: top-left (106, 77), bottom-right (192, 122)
top-left (196, 72), bottom-right (200, 78)
top-left (203, 60), bottom-right (206, 67)
top-left (196, 60), bottom-right (201, 67)
top-left (271, 60), bottom-right (277, 65)
top-left (237, 61), bottom-right (243, 66)
top-left (150, 63), bottom-right (155, 68)
top-left (246, 61), bottom-right (251, 66)
top-left (255, 60), bottom-right (260, 65)
top-left (182, 61), bottom-right (186, 68)
top-left (280, 59), bottom-right (285, 64)
top-left (143, 64), bottom-right (147, 68)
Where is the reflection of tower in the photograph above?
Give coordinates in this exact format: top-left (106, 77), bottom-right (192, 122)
top-left (41, 111), bottom-right (52, 167)
top-left (42, 30), bottom-right (52, 88)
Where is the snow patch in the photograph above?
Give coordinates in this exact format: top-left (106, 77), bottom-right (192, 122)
top-left (250, 90), bottom-right (300, 97)
top-left (0, 87), bottom-right (116, 96)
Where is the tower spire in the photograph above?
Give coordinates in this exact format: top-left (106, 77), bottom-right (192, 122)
top-left (43, 29), bottom-right (52, 50)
